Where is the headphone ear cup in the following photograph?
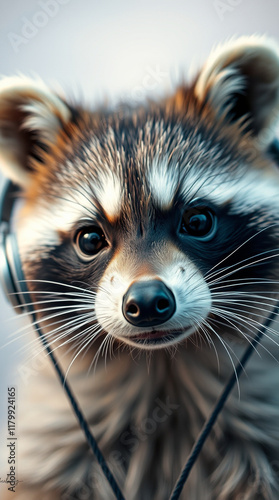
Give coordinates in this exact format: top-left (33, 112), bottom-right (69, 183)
top-left (0, 224), bottom-right (21, 311)
top-left (0, 227), bottom-right (29, 314)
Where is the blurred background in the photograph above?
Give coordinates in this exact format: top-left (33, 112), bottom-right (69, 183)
top-left (0, 0), bottom-right (279, 473)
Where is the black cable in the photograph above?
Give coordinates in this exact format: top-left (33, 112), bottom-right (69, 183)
top-left (169, 303), bottom-right (279, 500)
top-left (30, 310), bottom-right (126, 500)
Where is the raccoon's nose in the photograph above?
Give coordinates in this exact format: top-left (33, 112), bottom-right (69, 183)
top-left (122, 280), bottom-right (176, 327)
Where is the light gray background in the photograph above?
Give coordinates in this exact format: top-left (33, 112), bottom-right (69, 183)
top-left (0, 0), bottom-right (279, 469)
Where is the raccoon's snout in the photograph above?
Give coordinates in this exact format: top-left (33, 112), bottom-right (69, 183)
top-left (122, 280), bottom-right (176, 327)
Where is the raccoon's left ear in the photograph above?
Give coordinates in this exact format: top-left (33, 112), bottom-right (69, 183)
top-left (194, 36), bottom-right (279, 147)
top-left (0, 76), bottom-right (74, 188)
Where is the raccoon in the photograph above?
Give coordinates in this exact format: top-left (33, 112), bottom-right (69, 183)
top-left (1, 35), bottom-right (279, 500)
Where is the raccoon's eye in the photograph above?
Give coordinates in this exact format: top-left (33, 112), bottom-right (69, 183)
top-left (75, 227), bottom-right (108, 258)
top-left (180, 206), bottom-right (216, 239)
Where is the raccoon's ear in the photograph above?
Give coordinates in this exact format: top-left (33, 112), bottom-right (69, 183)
top-left (194, 36), bottom-right (279, 147)
top-left (0, 76), bottom-right (73, 188)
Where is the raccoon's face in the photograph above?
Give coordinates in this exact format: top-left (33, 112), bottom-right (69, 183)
top-left (1, 36), bottom-right (279, 354)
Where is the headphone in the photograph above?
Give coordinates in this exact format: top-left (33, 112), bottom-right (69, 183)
top-left (0, 181), bottom-right (33, 314)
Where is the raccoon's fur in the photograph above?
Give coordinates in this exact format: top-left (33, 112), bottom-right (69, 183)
top-left (1, 35), bottom-right (279, 500)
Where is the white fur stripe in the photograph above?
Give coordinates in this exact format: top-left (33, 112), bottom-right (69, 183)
top-left (94, 170), bottom-right (123, 219)
top-left (147, 156), bottom-right (179, 208)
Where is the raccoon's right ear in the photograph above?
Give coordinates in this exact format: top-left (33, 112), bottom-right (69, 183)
top-left (0, 76), bottom-right (74, 188)
top-left (194, 36), bottom-right (279, 148)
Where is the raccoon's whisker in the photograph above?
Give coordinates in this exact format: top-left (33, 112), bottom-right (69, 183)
top-left (210, 308), bottom-right (259, 354)
top-left (21, 308), bottom-right (95, 337)
top-left (24, 312), bottom-right (93, 345)
top-left (11, 289), bottom-right (97, 298)
top-left (198, 321), bottom-right (215, 348)
top-left (215, 307), bottom-right (279, 339)
top-left (12, 319), bottom-right (93, 365)
top-left (208, 313), bottom-right (259, 374)
top-left (62, 337), bottom-right (86, 361)
top-left (28, 314), bottom-right (95, 353)
top-left (42, 320), bottom-right (100, 367)
top-left (200, 320), bottom-right (241, 395)
top-left (39, 311), bottom-right (97, 345)
top-left (18, 279), bottom-right (98, 295)
top-left (208, 315), bottom-right (273, 361)
top-left (14, 279), bottom-right (109, 304)
top-left (108, 335), bottom-right (115, 361)
top-left (196, 320), bottom-right (220, 367)
top-left (211, 293), bottom-right (279, 304)
top-left (70, 280), bottom-right (109, 297)
top-left (2, 317), bottom-right (93, 360)
top-left (205, 224), bottom-right (278, 280)
top-left (2, 309), bottom-right (96, 347)
top-left (214, 305), bottom-right (279, 325)
top-left (87, 331), bottom-right (110, 375)
top-left (210, 276), bottom-right (279, 283)
top-left (211, 284), bottom-right (279, 290)
top-left (8, 303), bottom-right (95, 323)
top-left (80, 331), bottom-right (103, 364)
top-left (16, 313), bottom-right (95, 359)
top-left (209, 310), bottom-right (264, 361)
top-left (195, 324), bottom-right (206, 349)
top-left (53, 322), bottom-right (100, 357)
top-left (11, 297), bottom-right (96, 311)
top-left (63, 328), bottom-right (104, 383)
top-left (5, 303), bottom-right (93, 326)
top-left (211, 290), bottom-right (279, 298)
top-left (212, 299), bottom-right (276, 316)
top-left (6, 306), bottom-right (96, 344)
top-left (201, 319), bottom-right (221, 367)
top-left (101, 332), bottom-right (115, 364)
top-left (210, 314), bottom-right (279, 361)
top-left (209, 280), bottom-right (278, 294)
top-left (64, 330), bottom-right (93, 361)
top-left (206, 248), bottom-right (279, 282)
top-left (101, 334), bottom-right (112, 369)
top-left (240, 331), bottom-right (279, 363)
top-left (211, 307), bottom-right (279, 346)
top-left (211, 304), bottom-right (279, 330)
top-left (4, 317), bottom-right (78, 355)
top-left (211, 293), bottom-right (279, 315)
top-left (210, 278), bottom-right (279, 287)
top-left (224, 316), bottom-right (279, 351)
top-left (207, 253), bottom-right (279, 287)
